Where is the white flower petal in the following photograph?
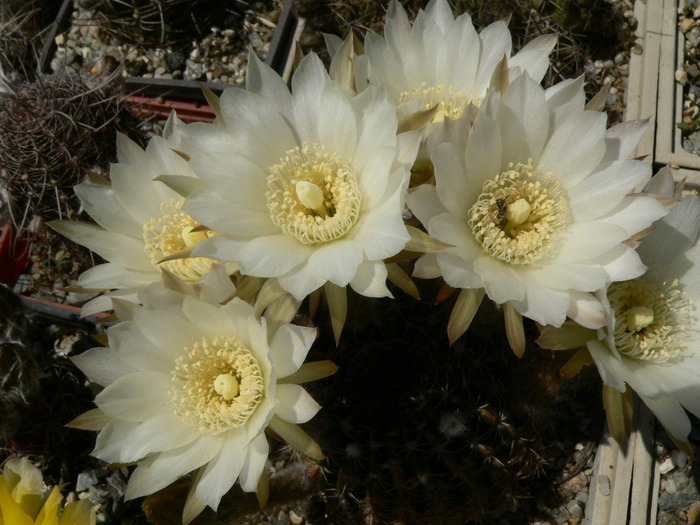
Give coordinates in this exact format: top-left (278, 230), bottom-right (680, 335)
top-left (219, 88), bottom-right (297, 168)
top-left (538, 110), bottom-right (607, 187)
top-left (638, 393), bottom-right (692, 445)
top-left (193, 432), bottom-right (247, 510)
top-left (474, 20), bottom-right (512, 95)
top-left (94, 414), bottom-right (198, 464)
top-left (275, 384), bottom-right (322, 424)
top-left (567, 291), bottom-right (606, 329)
top-left (246, 51), bottom-right (293, 114)
top-left (77, 263), bottom-right (156, 289)
top-left (413, 252), bottom-right (442, 279)
top-left (95, 372), bottom-right (173, 421)
top-left (557, 222), bottom-right (629, 262)
top-left (318, 83), bottom-right (358, 161)
top-left (463, 113), bottom-right (502, 188)
top-left (507, 34), bottom-right (556, 82)
top-left (110, 163), bottom-right (177, 225)
top-left (598, 244), bottom-right (647, 282)
top-left (124, 436), bottom-right (224, 500)
top-left (406, 184), bottom-right (446, 227)
top-left (638, 196), bottom-right (700, 267)
top-left (72, 347), bottom-right (137, 387)
top-left (473, 256), bottom-right (525, 304)
top-left (510, 280), bottom-right (570, 326)
top-left (270, 324), bottom-right (317, 379)
top-left (307, 240), bottom-right (364, 286)
top-left (499, 74), bottom-right (549, 165)
top-left (74, 181), bottom-right (142, 238)
top-left (50, 221), bottom-right (153, 272)
top-left (234, 235), bottom-right (312, 278)
top-left (291, 53), bottom-right (330, 143)
top-left (349, 260), bottom-right (391, 298)
top-left (596, 195), bottom-right (668, 237)
top-left (568, 160), bottom-right (651, 222)
top-left (238, 433), bottom-right (269, 493)
top-left (602, 119), bottom-right (649, 164)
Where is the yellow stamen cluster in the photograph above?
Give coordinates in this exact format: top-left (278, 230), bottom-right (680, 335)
top-left (266, 143), bottom-right (361, 245)
top-left (170, 335), bottom-right (265, 434)
top-left (609, 276), bottom-right (695, 362)
top-left (398, 82), bottom-right (475, 122)
top-left (142, 199), bottom-right (216, 282)
top-left (468, 162), bottom-right (569, 265)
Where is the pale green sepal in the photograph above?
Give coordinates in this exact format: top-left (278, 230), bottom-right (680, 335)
top-left (489, 54), bottom-right (509, 93)
top-left (263, 293), bottom-right (300, 335)
top-left (536, 320), bottom-right (597, 351)
top-left (153, 174), bottom-right (206, 198)
top-left (268, 416), bottom-right (325, 461)
top-left (386, 263), bottom-right (420, 300)
top-left (504, 302), bottom-right (526, 358)
top-left (278, 361), bottom-right (339, 385)
top-left (86, 169), bottom-right (110, 186)
top-left (233, 276), bottom-right (265, 305)
top-left (328, 33), bottom-right (356, 92)
top-left (324, 282), bottom-right (347, 346)
top-left (560, 347), bottom-right (594, 378)
top-left (199, 82), bottom-right (222, 121)
top-left (404, 225), bottom-right (454, 253)
top-left (603, 384), bottom-right (633, 446)
top-left (160, 268), bottom-right (197, 296)
top-left (254, 278), bottom-right (288, 316)
top-left (397, 105), bottom-right (440, 134)
top-left (66, 408), bottom-right (112, 430)
top-left (585, 83), bottom-right (609, 112)
top-left (256, 470), bottom-right (269, 508)
top-left (447, 288), bottom-right (485, 346)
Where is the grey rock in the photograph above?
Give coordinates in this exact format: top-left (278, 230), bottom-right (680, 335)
top-left (687, 27), bottom-right (700, 47)
top-left (658, 479), bottom-right (700, 511)
top-left (166, 51), bottom-right (186, 71)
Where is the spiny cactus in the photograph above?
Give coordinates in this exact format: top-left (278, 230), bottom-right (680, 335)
top-left (307, 282), bottom-right (599, 524)
top-left (0, 72), bottom-right (143, 230)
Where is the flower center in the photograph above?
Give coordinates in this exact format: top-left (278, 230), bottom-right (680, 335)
top-left (266, 143), bottom-right (361, 245)
top-left (170, 335), bottom-right (265, 434)
top-left (467, 162), bottom-right (569, 265)
top-left (608, 276), bottom-right (695, 362)
top-left (143, 199), bottom-right (217, 282)
top-left (398, 82), bottom-right (475, 122)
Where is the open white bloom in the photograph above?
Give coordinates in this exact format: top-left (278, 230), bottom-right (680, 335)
top-left (587, 196), bottom-right (700, 448)
top-left (69, 285), bottom-right (332, 524)
top-left (176, 53), bottom-right (419, 301)
top-left (407, 74), bottom-right (667, 339)
top-left (360, 0), bottom-right (556, 125)
top-left (540, 193), bottom-right (700, 449)
top-left (50, 132), bottom-right (224, 315)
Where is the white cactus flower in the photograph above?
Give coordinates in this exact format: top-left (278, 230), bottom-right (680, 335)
top-left (50, 132), bottom-right (227, 315)
top-left (407, 74), bottom-right (666, 349)
top-left (360, 0), bottom-right (556, 126)
top-left (69, 285), bottom-right (334, 524)
top-left (175, 53), bottom-right (420, 302)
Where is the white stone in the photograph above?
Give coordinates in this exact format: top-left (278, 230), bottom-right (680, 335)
top-left (671, 449), bottom-right (688, 469)
top-left (681, 18), bottom-right (696, 33)
top-left (676, 69), bottom-right (689, 86)
top-left (659, 456), bottom-right (675, 474)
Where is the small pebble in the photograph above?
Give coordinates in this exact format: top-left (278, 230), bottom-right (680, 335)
top-left (676, 69), bottom-right (689, 86)
top-left (681, 18), bottom-right (696, 33)
top-left (289, 510), bottom-right (303, 524)
top-left (659, 456), bottom-right (675, 474)
top-left (672, 449), bottom-right (689, 469)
